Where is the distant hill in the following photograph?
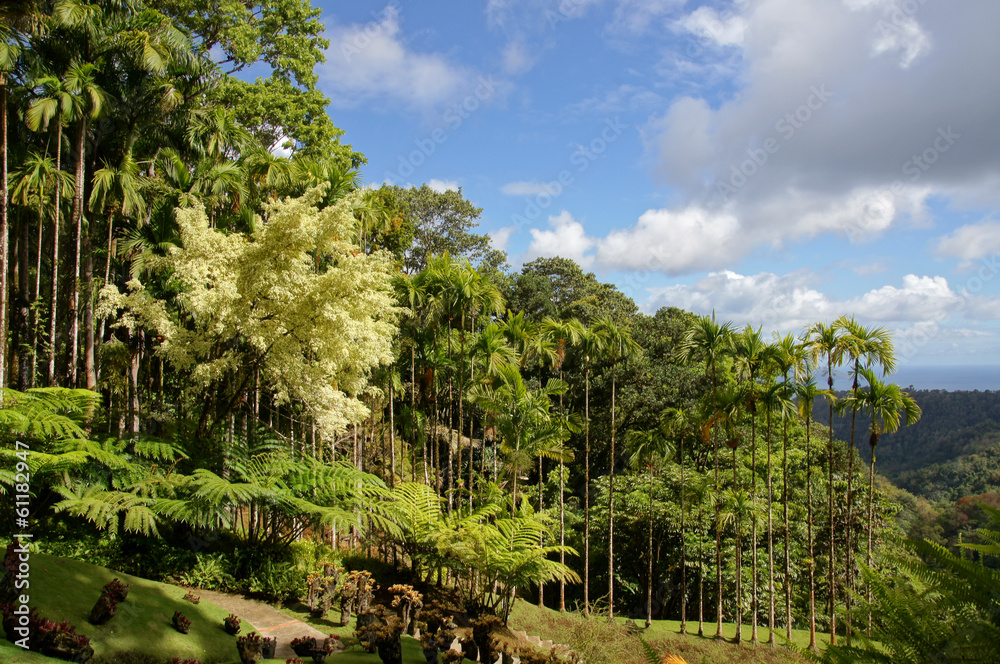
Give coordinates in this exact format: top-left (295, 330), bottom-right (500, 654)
top-left (812, 388), bottom-right (1000, 500)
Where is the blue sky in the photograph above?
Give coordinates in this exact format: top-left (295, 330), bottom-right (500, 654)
top-left (307, 0), bottom-right (1000, 368)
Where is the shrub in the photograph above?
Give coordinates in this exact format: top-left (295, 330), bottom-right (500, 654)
top-left (224, 613), bottom-right (241, 635)
top-left (172, 611), bottom-right (191, 634)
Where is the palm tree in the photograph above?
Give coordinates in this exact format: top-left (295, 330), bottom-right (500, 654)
top-left (26, 69), bottom-right (79, 387)
top-left (89, 154), bottom-right (146, 342)
top-left (678, 313), bottom-right (734, 639)
top-left (468, 364), bottom-right (570, 515)
top-left (795, 369), bottom-right (821, 650)
top-left (662, 406), bottom-right (698, 634)
top-left (730, 325), bottom-right (769, 644)
top-left (0, 0), bottom-right (43, 390)
top-left (543, 316), bottom-right (585, 611)
top-left (772, 333), bottom-right (807, 640)
top-left (847, 366), bottom-right (920, 631)
top-left (759, 377), bottom-right (794, 645)
top-left (834, 315), bottom-right (896, 638)
top-left (62, 60), bottom-right (107, 387)
top-left (10, 153), bottom-right (72, 385)
top-left (592, 316), bottom-right (640, 620)
top-left (626, 427), bottom-right (672, 627)
top-left (804, 320), bottom-right (845, 645)
top-left (578, 322), bottom-right (608, 614)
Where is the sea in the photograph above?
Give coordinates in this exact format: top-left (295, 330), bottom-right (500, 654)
top-left (891, 365), bottom-right (1000, 392)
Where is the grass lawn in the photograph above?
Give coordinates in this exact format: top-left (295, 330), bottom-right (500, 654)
top-left (6, 552), bottom-right (250, 663)
top-left (509, 600), bottom-right (827, 664)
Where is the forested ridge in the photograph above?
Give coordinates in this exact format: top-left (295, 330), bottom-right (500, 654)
top-left (0, 3), bottom-right (996, 663)
top-left (818, 388), bottom-right (1000, 481)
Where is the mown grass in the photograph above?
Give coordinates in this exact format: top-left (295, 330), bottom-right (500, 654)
top-left (508, 600), bottom-right (825, 664)
top-left (4, 553), bottom-right (249, 663)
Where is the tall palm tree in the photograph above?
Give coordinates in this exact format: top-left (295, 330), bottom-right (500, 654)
top-left (626, 428), bottom-right (672, 628)
top-left (730, 325), bottom-right (769, 644)
top-left (834, 315), bottom-right (896, 638)
top-left (678, 313), bottom-right (734, 639)
top-left (760, 377), bottom-right (793, 645)
top-left (89, 154), bottom-right (146, 342)
top-left (26, 69), bottom-right (78, 387)
top-left (662, 406), bottom-right (698, 634)
top-left (0, 0), bottom-right (44, 389)
top-left (62, 60), bottom-right (107, 388)
top-left (468, 364), bottom-right (570, 516)
top-left (848, 366), bottom-right (920, 631)
top-left (10, 153), bottom-right (72, 385)
top-left (543, 316), bottom-right (585, 611)
top-left (795, 369), bottom-right (821, 650)
top-left (578, 323), bottom-right (608, 614)
top-left (592, 316), bottom-right (640, 620)
top-left (772, 333), bottom-right (807, 640)
top-left (804, 321), bottom-right (846, 645)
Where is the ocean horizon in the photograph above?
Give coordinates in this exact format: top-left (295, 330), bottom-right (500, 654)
top-left (890, 365), bottom-right (1000, 392)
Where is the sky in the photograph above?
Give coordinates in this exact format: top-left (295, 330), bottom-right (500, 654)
top-left (306, 0), bottom-right (1000, 370)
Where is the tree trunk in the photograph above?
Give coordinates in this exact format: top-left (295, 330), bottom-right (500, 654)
top-left (0, 78), bottom-right (8, 390)
top-left (806, 411), bottom-right (817, 651)
top-left (751, 411), bottom-right (759, 645)
top-left (67, 118), bottom-right (88, 386)
top-left (47, 122), bottom-right (62, 387)
top-left (608, 368), bottom-right (616, 620)
top-left (584, 367), bottom-right (590, 615)
top-left (645, 463), bottom-right (653, 628)
top-left (680, 433), bottom-right (687, 634)
top-left (767, 410), bottom-right (775, 646)
top-left (783, 415), bottom-right (792, 640)
top-left (733, 445), bottom-right (742, 645)
top-left (83, 224), bottom-right (96, 390)
top-left (827, 361), bottom-right (837, 645)
top-left (15, 219), bottom-right (31, 389)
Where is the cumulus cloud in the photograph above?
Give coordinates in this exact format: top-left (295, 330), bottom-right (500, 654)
top-left (322, 6), bottom-right (479, 110)
top-left (935, 221), bottom-right (1000, 265)
top-left (648, 270), bottom-right (976, 332)
top-left (526, 211), bottom-right (595, 267)
top-left (642, 0), bottom-right (1000, 263)
top-left (595, 206), bottom-right (741, 274)
top-left (428, 179), bottom-right (460, 193)
top-left (489, 226), bottom-right (516, 252)
top-left (679, 6), bottom-right (747, 47)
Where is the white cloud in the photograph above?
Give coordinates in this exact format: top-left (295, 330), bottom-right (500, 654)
top-left (489, 226), bottom-right (515, 252)
top-left (526, 211), bottom-right (595, 267)
top-left (501, 40), bottom-right (536, 75)
top-left (935, 221), bottom-right (1000, 264)
top-left (679, 6), bottom-right (747, 47)
top-left (321, 7), bottom-right (478, 110)
top-left (428, 179), bottom-right (460, 193)
top-left (595, 206), bottom-right (741, 274)
top-left (649, 270), bottom-right (975, 333)
top-left (644, 0), bottom-right (1000, 265)
top-left (501, 181), bottom-right (560, 196)
top-left (854, 261), bottom-right (889, 278)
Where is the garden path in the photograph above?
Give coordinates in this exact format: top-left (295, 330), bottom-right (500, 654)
top-left (197, 588), bottom-right (332, 660)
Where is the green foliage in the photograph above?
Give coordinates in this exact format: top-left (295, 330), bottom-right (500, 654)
top-left (823, 507), bottom-right (1000, 663)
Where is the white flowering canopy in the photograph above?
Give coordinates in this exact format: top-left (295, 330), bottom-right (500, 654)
top-left (100, 187), bottom-right (400, 437)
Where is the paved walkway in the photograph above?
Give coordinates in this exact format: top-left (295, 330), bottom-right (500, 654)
top-left (197, 589), bottom-right (333, 660)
